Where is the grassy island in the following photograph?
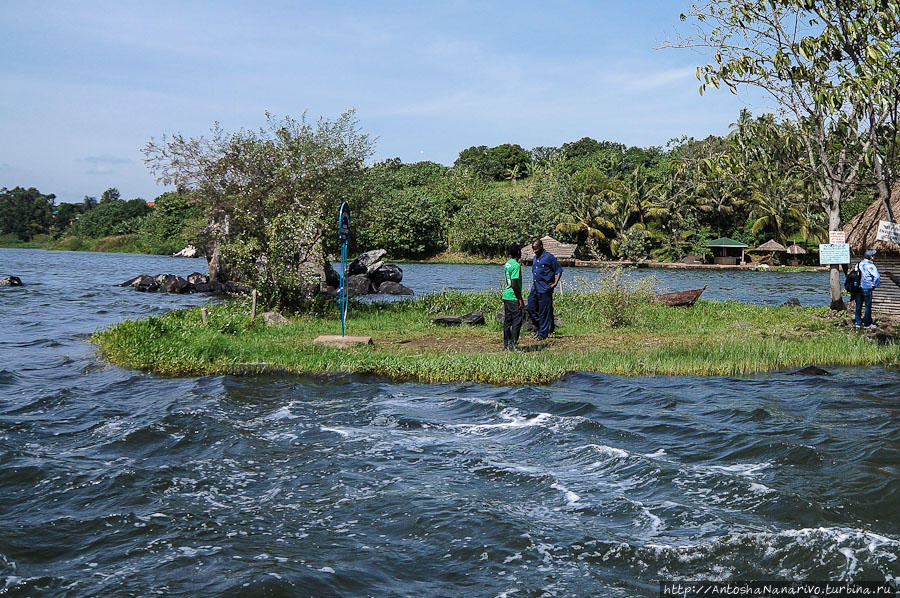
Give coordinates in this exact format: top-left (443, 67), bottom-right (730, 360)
top-left (92, 289), bottom-right (900, 385)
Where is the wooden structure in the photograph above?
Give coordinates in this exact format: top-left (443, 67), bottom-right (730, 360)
top-left (750, 239), bottom-right (787, 265)
top-left (843, 188), bottom-right (900, 317)
top-left (705, 237), bottom-right (747, 265)
top-left (786, 244), bottom-right (807, 266)
top-left (654, 285), bottom-right (707, 307)
top-left (520, 235), bottom-right (578, 265)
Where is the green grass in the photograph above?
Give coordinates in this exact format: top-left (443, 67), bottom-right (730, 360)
top-left (0, 234), bottom-right (53, 249)
top-left (91, 290), bottom-right (900, 385)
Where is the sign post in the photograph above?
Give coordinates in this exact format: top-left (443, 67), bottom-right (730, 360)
top-left (818, 243), bottom-right (850, 265)
top-left (876, 220), bottom-right (900, 244)
top-left (338, 203), bottom-right (351, 337)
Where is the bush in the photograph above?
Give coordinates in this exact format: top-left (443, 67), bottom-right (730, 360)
top-left (450, 187), bottom-right (563, 255)
top-left (565, 268), bottom-right (658, 327)
top-left (358, 187), bottom-right (445, 258)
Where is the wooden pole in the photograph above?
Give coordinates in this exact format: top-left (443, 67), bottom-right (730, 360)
top-left (250, 289), bottom-right (258, 324)
top-left (201, 307), bottom-right (208, 326)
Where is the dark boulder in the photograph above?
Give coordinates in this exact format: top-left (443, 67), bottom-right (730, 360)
top-left (782, 298), bottom-right (802, 308)
top-left (377, 281), bottom-right (413, 295)
top-left (187, 272), bottom-right (209, 286)
top-left (349, 274), bottom-right (373, 296)
top-left (790, 366), bottom-right (832, 376)
top-left (431, 311), bottom-right (485, 326)
top-left (0, 275), bottom-right (23, 287)
top-left (320, 284), bottom-right (340, 297)
top-left (117, 275), bottom-right (145, 287)
top-left (163, 276), bottom-right (191, 294)
top-left (371, 264), bottom-right (403, 287)
top-left (134, 275), bottom-right (160, 292)
top-left (324, 261), bottom-right (341, 288)
top-left (349, 249), bottom-right (387, 276)
top-left (460, 311), bottom-right (485, 325)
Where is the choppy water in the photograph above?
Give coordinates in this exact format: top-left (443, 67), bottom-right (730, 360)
top-left (1, 249), bottom-right (898, 596)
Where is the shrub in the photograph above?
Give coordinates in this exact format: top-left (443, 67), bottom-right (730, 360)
top-left (565, 268), bottom-right (658, 327)
top-left (358, 187), bottom-right (445, 258)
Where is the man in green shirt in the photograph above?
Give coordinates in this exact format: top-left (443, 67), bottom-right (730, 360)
top-left (502, 243), bottom-right (525, 351)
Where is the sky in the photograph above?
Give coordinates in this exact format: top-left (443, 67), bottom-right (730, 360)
top-left (0, 1), bottom-right (774, 204)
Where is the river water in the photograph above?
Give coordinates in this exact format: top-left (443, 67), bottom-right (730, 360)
top-left (1, 249), bottom-right (898, 596)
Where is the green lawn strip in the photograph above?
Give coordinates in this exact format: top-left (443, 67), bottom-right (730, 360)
top-left (91, 295), bottom-right (900, 384)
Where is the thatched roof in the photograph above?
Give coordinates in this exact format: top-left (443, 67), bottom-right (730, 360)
top-left (753, 239), bottom-right (787, 252)
top-left (786, 244), bottom-right (807, 255)
top-left (520, 236), bottom-right (578, 261)
top-left (844, 184), bottom-right (900, 254)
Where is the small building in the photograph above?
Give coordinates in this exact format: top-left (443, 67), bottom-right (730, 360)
top-left (705, 237), bottom-right (747, 265)
top-left (786, 244), bottom-right (807, 266)
top-left (520, 235), bottom-right (578, 265)
top-left (843, 189), bottom-right (900, 318)
top-left (750, 239), bottom-right (788, 265)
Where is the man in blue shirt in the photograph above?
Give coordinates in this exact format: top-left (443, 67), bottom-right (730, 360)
top-left (527, 239), bottom-right (562, 341)
top-left (855, 249), bottom-right (881, 328)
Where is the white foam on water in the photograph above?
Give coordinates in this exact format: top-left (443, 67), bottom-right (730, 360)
top-left (749, 482), bottom-right (774, 494)
top-left (318, 566), bottom-right (335, 573)
top-left (640, 506), bottom-right (663, 533)
top-left (550, 483), bottom-right (580, 506)
top-left (577, 443), bottom-right (629, 459)
top-left (704, 462), bottom-right (771, 477)
top-left (451, 410), bottom-right (555, 432)
top-left (320, 426), bottom-right (351, 437)
top-left (645, 449), bottom-right (667, 458)
top-left (266, 406), bottom-right (297, 421)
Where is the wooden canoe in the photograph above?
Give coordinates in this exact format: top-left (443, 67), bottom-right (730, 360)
top-left (653, 284), bottom-right (707, 307)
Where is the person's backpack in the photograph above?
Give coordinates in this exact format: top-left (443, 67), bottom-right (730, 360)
top-left (844, 264), bottom-right (861, 294)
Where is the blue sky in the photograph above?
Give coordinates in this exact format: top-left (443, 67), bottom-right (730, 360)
top-left (0, 1), bottom-right (772, 204)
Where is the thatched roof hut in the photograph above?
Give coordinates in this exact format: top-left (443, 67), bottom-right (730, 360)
top-left (520, 235), bottom-right (578, 265)
top-left (752, 239), bottom-right (787, 252)
top-left (786, 244), bottom-right (807, 255)
top-left (843, 187), bottom-right (900, 317)
top-left (843, 187), bottom-right (900, 255)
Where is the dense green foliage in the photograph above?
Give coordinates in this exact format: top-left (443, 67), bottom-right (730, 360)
top-left (0, 187), bottom-right (55, 241)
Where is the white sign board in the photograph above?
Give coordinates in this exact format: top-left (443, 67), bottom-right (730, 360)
top-left (829, 230), bottom-right (846, 244)
top-left (876, 220), bottom-right (900, 244)
top-left (819, 243), bottom-right (850, 264)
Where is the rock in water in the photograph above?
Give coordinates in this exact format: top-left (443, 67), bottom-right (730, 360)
top-left (349, 249), bottom-right (387, 276)
top-left (163, 276), bottom-right (191, 294)
top-left (128, 275), bottom-right (159, 292)
top-left (791, 366), bottom-right (832, 376)
top-left (0, 276), bottom-right (23, 287)
top-left (349, 274), bottom-right (373, 296)
top-left (261, 311), bottom-right (290, 326)
top-left (370, 264), bottom-right (403, 287)
top-left (172, 245), bottom-right (198, 258)
top-left (187, 272), bottom-right (209, 286)
top-left (377, 281), bottom-right (413, 295)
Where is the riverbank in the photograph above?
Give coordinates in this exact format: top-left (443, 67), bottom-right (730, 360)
top-left (92, 291), bottom-right (899, 384)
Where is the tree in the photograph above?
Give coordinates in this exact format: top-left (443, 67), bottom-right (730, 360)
top-left (143, 111), bottom-right (372, 310)
top-left (100, 188), bottom-right (121, 204)
top-left (0, 187), bottom-right (55, 240)
top-left (358, 187), bottom-right (445, 258)
top-left (675, 0), bottom-right (900, 306)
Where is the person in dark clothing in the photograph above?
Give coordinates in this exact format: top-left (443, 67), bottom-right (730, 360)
top-left (526, 239), bottom-right (562, 341)
top-left (501, 244), bottom-right (524, 350)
